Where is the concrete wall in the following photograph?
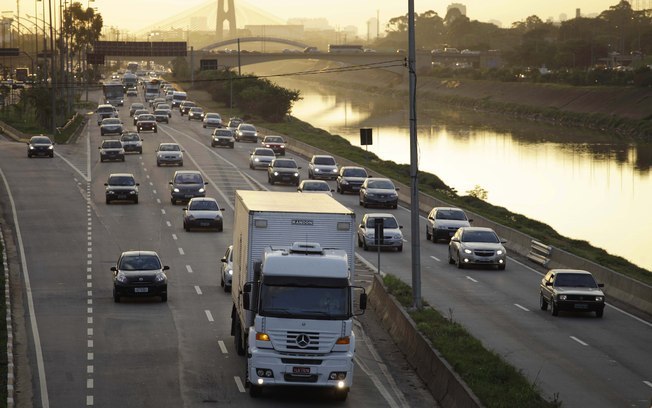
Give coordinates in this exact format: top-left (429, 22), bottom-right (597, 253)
top-left (271, 131), bottom-right (652, 315)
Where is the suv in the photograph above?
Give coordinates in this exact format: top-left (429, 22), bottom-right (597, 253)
top-left (105, 173), bottom-right (139, 204)
top-left (308, 154), bottom-right (338, 180)
top-left (169, 170), bottom-right (207, 204)
top-left (540, 269), bottom-right (605, 318)
top-left (111, 251), bottom-right (170, 302)
top-left (426, 207), bottom-right (472, 242)
top-left (336, 166), bottom-right (369, 194)
top-left (267, 158), bottom-right (301, 185)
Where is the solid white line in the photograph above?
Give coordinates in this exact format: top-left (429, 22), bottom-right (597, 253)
top-left (643, 380), bottom-right (652, 389)
top-left (570, 336), bottom-right (588, 346)
top-left (234, 376), bottom-right (246, 393)
top-left (466, 276), bottom-right (478, 283)
top-left (185, 265), bottom-right (193, 273)
top-left (0, 168), bottom-right (50, 407)
top-left (178, 247), bottom-right (185, 255)
top-left (218, 340), bottom-right (228, 354)
top-left (429, 255), bottom-right (441, 262)
top-left (194, 285), bottom-right (202, 295)
top-left (514, 303), bottom-right (530, 312)
top-left (205, 310), bottom-right (214, 322)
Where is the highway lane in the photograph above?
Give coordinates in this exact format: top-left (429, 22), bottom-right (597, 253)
top-left (0, 90), bottom-right (429, 407)
top-left (155, 95), bottom-right (652, 407)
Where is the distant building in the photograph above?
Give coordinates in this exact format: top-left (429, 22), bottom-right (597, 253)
top-left (447, 3), bottom-right (467, 16)
top-left (366, 17), bottom-right (379, 40)
top-left (244, 25), bottom-right (305, 40)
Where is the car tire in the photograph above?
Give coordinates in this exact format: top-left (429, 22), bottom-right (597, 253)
top-left (229, 143), bottom-right (234, 148)
top-left (308, 172), bottom-right (313, 179)
top-left (498, 263), bottom-right (506, 270)
top-left (551, 301), bottom-right (559, 316)
top-left (539, 293), bottom-right (548, 311)
top-left (179, 161), bottom-right (183, 167)
top-left (392, 204), bottom-right (398, 209)
top-left (160, 293), bottom-right (167, 302)
top-left (113, 291), bottom-right (120, 303)
top-left (357, 236), bottom-right (363, 248)
top-left (203, 125), bottom-right (206, 128)
top-left (362, 240), bottom-right (368, 251)
top-left (157, 162), bottom-right (161, 167)
top-left (106, 198), bottom-right (111, 205)
top-left (171, 197), bottom-right (176, 205)
top-left (138, 149), bottom-right (142, 155)
top-left (448, 250), bottom-right (455, 264)
top-left (133, 197), bottom-right (138, 204)
top-left (397, 245), bottom-right (403, 252)
top-left (211, 143), bottom-right (215, 147)
top-left (268, 176), bottom-right (274, 185)
top-left (595, 309), bottom-right (604, 318)
top-left (249, 384), bottom-right (262, 398)
top-left (426, 229), bottom-right (432, 241)
top-left (121, 157), bottom-right (125, 162)
top-left (456, 252), bottom-right (464, 269)
top-left (295, 181), bottom-right (300, 187)
top-left (154, 129), bottom-right (157, 133)
top-left (49, 153), bottom-right (54, 158)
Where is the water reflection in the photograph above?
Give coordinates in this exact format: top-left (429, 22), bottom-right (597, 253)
top-left (272, 76), bottom-right (652, 271)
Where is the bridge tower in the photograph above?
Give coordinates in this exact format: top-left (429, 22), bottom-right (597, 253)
top-left (216, 0), bottom-right (237, 40)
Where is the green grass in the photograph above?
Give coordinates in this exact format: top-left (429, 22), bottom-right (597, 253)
top-left (383, 275), bottom-right (561, 408)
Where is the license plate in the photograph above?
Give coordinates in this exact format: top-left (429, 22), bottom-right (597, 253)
top-left (117, 195), bottom-right (126, 199)
top-left (199, 222), bottom-right (210, 227)
top-left (134, 287), bottom-right (148, 293)
top-left (292, 367), bottom-right (310, 375)
top-left (184, 194), bottom-right (193, 198)
top-left (574, 303), bottom-right (588, 309)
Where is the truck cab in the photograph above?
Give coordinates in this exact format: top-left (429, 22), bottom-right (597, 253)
top-left (238, 242), bottom-right (366, 400)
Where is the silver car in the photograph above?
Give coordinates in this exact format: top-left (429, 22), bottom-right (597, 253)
top-left (297, 180), bottom-right (333, 196)
top-left (100, 118), bottom-right (123, 136)
top-left (308, 154), bottom-right (339, 180)
top-left (182, 197), bottom-right (225, 231)
top-left (156, 143), bottom-right (183, 167)
top-left (120, 132), bottom-right (143, 154)
top-left (357, 213), bottom-right (404, 252)
top-left (220, 245), bottom-right (233, 292)
top-left (235, 123), bottom-right (258, 142)
top-left (99, 139), bottom-right (125, 162)
top-left (448, 227), bottom-right (507, 270)
top-left (426, 207), bottom-right (472, 242)
top-left (203, 113), bottom-right (223, 128)
top-left (249, 147), bottom-right (275, 169)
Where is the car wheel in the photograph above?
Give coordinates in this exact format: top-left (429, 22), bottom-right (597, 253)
top-left (154, 129), bottom-right (157, 133)
top-left (179, 161), bottom-right (183, 167)
top-left (133, 197), bottom-right (138, 204)
top-left (121, 157), bottom-right (125, 162)
top-left (106, 198), bottom-right (111, 205)
top-left (308, 172), bottom-right (313, 179)
top-left (456, 252), bottom-right (464, 269)
top-left (357, 236), bottom-right (363, 248)
top-left (362, 240), bottom-right (368, 251)
top-left (249, 384), bottom-right (262, 398)
top-left (426, 229), bottom-right (432, 241)
top-left (211, 143), bottom-right (215, 147)
top-left (171, 197), bottom-right (176, 205)
top-left (595, 309), bottom-right (604, 318)
top-left (160, 293), bottom-right (167, 302)
top-left (539, 293), bottom-right (548, 311)
top-left (229, 143), bottom-right (234, 148)
top-left (397, 245), bottom-right (403, 252)
top-left (249, 163), bottom-right (254, 169)
top-left (551, 301), bottom-right (559, 316)
top-left (157, 161), bottom-right (161, 167)
top-left (203, 125), bottom-right (206, 128)
top-left (113, 290), bottom-right (120, 303)
top-left (295, 181), bottom-right (300, 187)
top-left (49, 153), bottom-right (54, 158)
top-left (363, 201), bottom-right (368, 208)
top-left (393, 204), bottom-right (398, 209)
top-left (497, 263), bottom-right (506, 270)
top-left (268, 176), bottom-right (274, 185)
top-left (448, 250), bottom-right (455, 264)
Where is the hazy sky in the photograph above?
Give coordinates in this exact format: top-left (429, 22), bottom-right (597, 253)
top-left (14, 0), bottom-right (623, 33)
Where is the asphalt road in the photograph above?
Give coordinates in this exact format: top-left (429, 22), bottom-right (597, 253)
top-left (1, 87), bottom-right (651, 408)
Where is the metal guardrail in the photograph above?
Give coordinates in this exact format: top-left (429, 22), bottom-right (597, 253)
top-left (527, 240), bottom-right (553, 266)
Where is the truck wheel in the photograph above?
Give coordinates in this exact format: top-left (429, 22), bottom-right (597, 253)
top-left (234, 321), bottom-right (245, 356)
top-left (249, 384), bottom-right (262, 398)
top-left (333, 388), bottom-right (348, 401)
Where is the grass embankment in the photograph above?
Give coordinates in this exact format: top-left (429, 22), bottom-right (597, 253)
top-left (188, 84), bottom-right (652, 286)
top-left (0, 236), bottom-right (7, 404)
top-left (383, 275), bottom-right (561, 408)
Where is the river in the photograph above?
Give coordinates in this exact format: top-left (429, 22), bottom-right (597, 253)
top-left (247, 62), bottom-right (652, 272)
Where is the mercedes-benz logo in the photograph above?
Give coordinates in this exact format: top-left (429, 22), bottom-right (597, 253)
top-left (295, 334), bottom-right (310, 348)
top-left (139, 277), bottom-right (143, 281)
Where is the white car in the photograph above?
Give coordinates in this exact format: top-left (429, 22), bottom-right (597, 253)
top-left (203, 113), bottom-right (223, 128)
top-left (308, 154), bottom-right (339, 180)
top-left (220, 245), bottom-right (233, 292)
top-left (156, 143), bottom-right (184, 167)
top-left (182, 197), bottom-right (225, 232)
top-left (249, 147), bottom-right (275, 169)
top-left (425, 207), bottom-right (472, 242)
top-left (297, 180), bottom-right (333, 196)
top-left (448, 227), bottom-right (506, 270)
top-left (357, 213), bottom-right (404, 252)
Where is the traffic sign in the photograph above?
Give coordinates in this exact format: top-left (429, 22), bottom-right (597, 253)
top-left (0, 48), bottom-right (20, 57)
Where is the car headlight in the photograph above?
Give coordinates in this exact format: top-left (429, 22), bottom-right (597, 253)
top-left (198, 188), bottom-right (205, 193)
top-left (129, 190), bottom-right (137, 195)
top-left (273, 171), bottom-right (279, 176)
top-left (463, 248), bottom-right (473, 254)
top-left (48, 145), bottom-right (54, 150)
top-left (106, 190), bottom-right (115, 194)
top-left (559, 295), bottom-right (567, 300)
top-left (228, 269), bottom-right (233, 275)
top-left (595, 296), bottom-right (603, 302)
top-left (116, 272), bottom-right (128, 283)
top-left (394, 234), bottom-right (402, 239)
top-left (173, 188), bottom-right (180, 192)
top-left (155, 272), bottom-right (166, 282)
top-left (293, 172), bottom-right (299, 177)
top-left (254, 158), bottom-right (260, 162)
top-left (331, 169), bottom-right (338, 173)
top-left (496, 249), bottom-right (504, 255)
top-left (314, 168), bottom-right (321, 172)
top-left (29, 145), bottom-right (35, 149)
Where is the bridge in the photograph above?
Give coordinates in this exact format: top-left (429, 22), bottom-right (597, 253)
top-left (202, 37), bottom-right (312, 51)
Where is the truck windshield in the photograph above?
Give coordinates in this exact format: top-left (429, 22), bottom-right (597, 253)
top-left (259, 285), bottom-right (350, 320)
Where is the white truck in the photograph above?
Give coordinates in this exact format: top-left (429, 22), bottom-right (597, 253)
top-left (230, 190), bottom-right (366, 400)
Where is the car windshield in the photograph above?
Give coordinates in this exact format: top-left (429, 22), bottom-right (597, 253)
top-left (108, 176), bottom-right (135, 186)
top-left (436, 209), bottom-right (467, 220)
top-left (103, 119), bottom-right (121, 125)
top-left (154, 110), bottom-right (166, 115)
top-left (214, 130), bottom-right (233, 136)
top-left (303, 182), bottom-right (330, 191)
top-left (189, 200), bottom-right (219, 211)
top-left (97, 107), bottom-right (113, 113)
top-left (159, 144), bottom-right (180, 151)
top-left (314, 156), bottom-right (335, 165)
top-left (175, 173), bottom-right (203, 184)
top-left (135, 110), bottom-right (148, 116)
top-left (119, 255), bottom-right (161, 271)
top-left (260, 285), bottom-right (349, 320)
top-left (265, 136), bottom-right (283, 143)
top-left (206, 114), bottom-right (221, 119)
top-left (343, 168), bottom-right (367, 177)
top-left (131, 104), bottom-right (143, 109)
top-left (366, 217), bottom-right (399, 229)
top-left (157, 104), bottom-right (170, 110)
top-left (255, 149), bottom-right (275, 156)
top-left (138, 115), bottom-right (155, 121)
top-left (31, 137), bottom-right (51, 144)
top-left (274, 160), bottom-right (297, 168)
top-left (367, 180), bottom-right (394, 189)
top-left (554, 273), bottom-right (598, 288)
top-left (102, 141), bottom-right (122, 148)
top-left (190, 107), bottom-right (203, 112)
top-left (461, 230), bottom-right (499, 243)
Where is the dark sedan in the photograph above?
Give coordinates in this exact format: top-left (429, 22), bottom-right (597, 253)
top-left (100, 118), bottom-right (123, 136)
top-left (359, 178), bottom-right (399, 209)
top-left (187, 107), bottom-right (205, 121)
top-left (111, 251), bottom-right (170, 302)
top-left (336, 166), bottom-right (369, 194)
top-left (267, 158), bottom-right (301, 186)
top-left (105, 173), bottom-right (139, 204)
top-left (27, 135), bottom-right (54, 158)
top-left (540, 269), bottom-right (605, 318)
top-left (136, 114), bottom-right (158, 133)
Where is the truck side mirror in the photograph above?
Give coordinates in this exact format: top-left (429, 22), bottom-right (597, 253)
top-left (253, 261), bottom-right (262, 282)
top-left (359, 293), bottom-right (367, 310)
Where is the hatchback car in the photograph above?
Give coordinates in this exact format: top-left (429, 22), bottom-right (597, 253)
top-left (448, 227), bottom-right (507, 270)
top-left (235, 123), bottom-right (258, 142)
top-left (220, 245), bottom-right (233, 292)
top-left (249, 147), bottom-right (276, 169)
top-left (297, 180), bottom-right (333, 196)
top-left (100, 118), bottom-right (123, 136)
top-left (261, 135), bottom-right (286, 156)
top-left (188, 107), bottom-right (205, 121)
top-left (120, 132), bottom-right (143, 154)
top-left (99, 139), bottom-right (125, 162)
top-left (357, 213), bottom-right (404, 252)
top-left (169, 170), bottom-right (207, 204)
top-left (111, 251), bottom-right (170, 302)
top-left (136, 114), bottom-right (157, 133)
top-left (308, 155), bottom-right (339, 180)
top-left (129, 102), bottom-right (144, 116)
top-left (203, 113), bottom-right (223, 128)
top-left (426, 207), bottom-right (472, 242)
top-left (540, 269), bottom-right (605, 317)
top-left (156, 143), bottom-right (183, 167)
top-left (267, 158), bottom-right (301, 185)
top-left (336, 166), bottom-right (369, 194)
top-left (27, 135), bottom-right (54, 158)
top-left (359, 178), bottom-right (399, 209)
top-left (182, 197), bottom-right (225, 231)
top-left (210, 128), bottom-right (235, 148)
top-left (105, 173), bottom-right (139, 204)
